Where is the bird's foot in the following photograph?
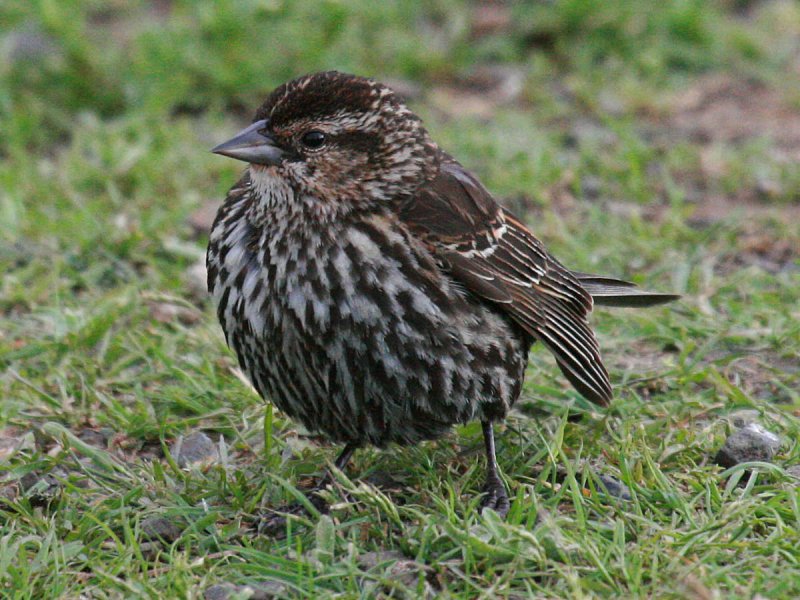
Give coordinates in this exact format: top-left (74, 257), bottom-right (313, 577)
top-left (257, 490), bottom-right (329, 536)
top-left (479, 475), bottom-right (509, 518)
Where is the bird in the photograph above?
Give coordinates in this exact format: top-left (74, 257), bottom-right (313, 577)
top-left (207, 71), bottom-right (678, 526)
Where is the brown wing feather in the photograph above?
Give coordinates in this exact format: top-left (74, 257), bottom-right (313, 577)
top-left (399, 161), bottom-right (612, 405)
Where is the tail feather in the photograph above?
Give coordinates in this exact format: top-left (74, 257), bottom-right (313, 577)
top-left (573, 272), bottom-right (680, 308)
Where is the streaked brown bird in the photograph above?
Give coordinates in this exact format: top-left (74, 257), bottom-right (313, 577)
top-left (208, 71), bottom-right (677, 525)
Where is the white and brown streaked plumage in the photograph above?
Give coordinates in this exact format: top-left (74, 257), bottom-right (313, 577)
top-left (208, 71), bottom-right (678, 522)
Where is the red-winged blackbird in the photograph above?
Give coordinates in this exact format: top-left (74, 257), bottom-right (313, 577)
top-left (208, 71), bottom-right (677, 522)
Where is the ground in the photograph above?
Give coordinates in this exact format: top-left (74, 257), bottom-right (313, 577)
top-left (1, 1), bottom-right (799, 598)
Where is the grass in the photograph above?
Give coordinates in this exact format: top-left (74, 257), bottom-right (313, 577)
top-left (1, 0), bottom-right (799, 597)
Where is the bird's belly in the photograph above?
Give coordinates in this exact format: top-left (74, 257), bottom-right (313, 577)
top-left (214, 219), bottom-right (528, 447)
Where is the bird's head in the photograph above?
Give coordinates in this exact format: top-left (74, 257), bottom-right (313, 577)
top-left (213, 71), bottom-right (439, 218)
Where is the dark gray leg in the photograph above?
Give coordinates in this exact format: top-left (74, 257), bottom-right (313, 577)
top-left (318, 443), bottom-right (357, 487)
top-left (479, 421), bottom-right (510, 517)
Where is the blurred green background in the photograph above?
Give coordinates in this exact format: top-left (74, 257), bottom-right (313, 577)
top-left (1, 1), bottom-right (799, 598)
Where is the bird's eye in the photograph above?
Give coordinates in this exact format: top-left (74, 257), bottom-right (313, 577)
top-left (301, 130), bottom-right (326, 149)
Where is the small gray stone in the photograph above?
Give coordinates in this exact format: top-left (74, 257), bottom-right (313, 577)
top-left (715, 423), bottom-right (781, 468)
top-left (204, 582), bottom-right (286, 600)
top-left (170, 431), bottom-right (218, 467)
top-left (595, 474), bottom-right (632, 501)
top-left (19, 471), bottom-right (62, 506)
top-left (141, 516), bottom-right (183, 543)
top-left (204, 584), bottom-right (237, 600)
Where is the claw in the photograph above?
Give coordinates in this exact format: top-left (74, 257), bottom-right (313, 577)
top-left (479, 475), bottom-right (510, 518)
top-left (256, 492), bottom-right (329, 536)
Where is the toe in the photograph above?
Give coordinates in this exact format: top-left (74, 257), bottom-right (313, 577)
top-left (257, 511), bottom-right (290, 536)
top-left (256, 492), bottom-right (330, 536)
top-left (478, 478), bottom-right (510, 518)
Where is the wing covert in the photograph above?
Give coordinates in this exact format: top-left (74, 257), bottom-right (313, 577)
top-left (398, 161), bottom-right (612, 405)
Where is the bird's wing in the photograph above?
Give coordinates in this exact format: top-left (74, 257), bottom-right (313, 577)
top-left (571, 273), bottom-right (681, 307)
top-left (398, 161), bottom-right (612, 405)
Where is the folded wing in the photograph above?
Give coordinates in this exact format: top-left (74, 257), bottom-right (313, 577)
top-left (398, 161), bottom-right (613, 405)
top-left (572, 273), bottom-right (680, 307)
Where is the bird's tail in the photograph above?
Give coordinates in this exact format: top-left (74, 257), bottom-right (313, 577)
top-left (573, 272), bottom-right (680, 307)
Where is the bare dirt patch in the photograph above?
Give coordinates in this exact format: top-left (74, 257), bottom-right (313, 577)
top-left (722, 353), bottom-right (798, 403)
top-left (715, 227), bottom-right (800, 274)
top-left (668, 75), bottom-right (800, 160)
top-left (706, 348), bottom-right (799, 403)
top-left (663, 74), bottom-right (800, 224)
top-left (686, 194), bottom-right (800, 229)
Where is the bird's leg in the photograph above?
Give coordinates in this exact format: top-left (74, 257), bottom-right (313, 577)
top-left (258, 443), bottom-right (357, 535)
top-left (311, 443), bottom-right (357, 498)
top-left (478, 421), bottom-right (510, 518)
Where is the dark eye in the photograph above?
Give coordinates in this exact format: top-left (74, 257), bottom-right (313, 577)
top-left (301, 130), bottom-right (326, 149)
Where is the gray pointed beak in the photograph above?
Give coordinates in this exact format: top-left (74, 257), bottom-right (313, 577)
top-left (211, 119), bottom-right (284, 166)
